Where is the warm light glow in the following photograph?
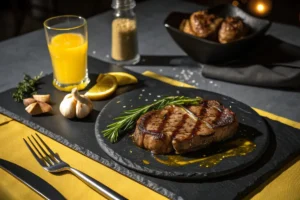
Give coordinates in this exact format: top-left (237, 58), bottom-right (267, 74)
top-left (232, 0), bottom-right (239, 6)
top-left (256, 3), bottom-right (265, 13)
top-left (248, 0), bottom-right (272, 16)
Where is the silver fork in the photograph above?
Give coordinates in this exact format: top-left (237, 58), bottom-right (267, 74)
top-left (24, 134), bottom-right (127, 200)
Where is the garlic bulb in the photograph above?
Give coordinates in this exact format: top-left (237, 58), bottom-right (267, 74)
top-left (59, 88), bottom-right (93, 119)
top-left (72, 88), bottom-right (93, 119)
top-left (59, 93), bottom-right (77, 118)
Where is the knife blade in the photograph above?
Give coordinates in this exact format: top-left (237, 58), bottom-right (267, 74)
top-left (0, 159), bottom-right (65, 200)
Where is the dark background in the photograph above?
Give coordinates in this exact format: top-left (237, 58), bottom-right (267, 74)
top-left (0, 0), bottom-right (299, 42)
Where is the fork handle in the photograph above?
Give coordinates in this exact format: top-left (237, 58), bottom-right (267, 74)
top-left (69, 167), bottom-right (127, 200)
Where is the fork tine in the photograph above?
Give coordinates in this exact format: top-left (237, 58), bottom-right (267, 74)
top-left (35, 133), bottom-right (60, 162)
top-left (27, 136), bottom-right (52, 166)
top-left (31, 135), bottom-right (56, 165)
top-left (23, 138), bottom-right (47, 167)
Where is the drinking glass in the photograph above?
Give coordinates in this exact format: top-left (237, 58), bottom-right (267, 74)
top-left (44, 15), bottom-right (90, 91)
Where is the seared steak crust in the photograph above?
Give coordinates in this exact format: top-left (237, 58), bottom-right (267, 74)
top-left (133, 100), bottom-right (238, 154)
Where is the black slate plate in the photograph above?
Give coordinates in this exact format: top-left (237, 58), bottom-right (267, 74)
top-left (95, 87), bottom-right (270, 179)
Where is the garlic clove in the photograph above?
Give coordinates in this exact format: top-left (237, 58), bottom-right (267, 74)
top-left (59, 93), bottom-right (77, 119)
top-left (23, 98), bottom-right (36, 107)
top-left (76, 102), bottom-right (91, 119)
top-left (72, 88), bottom-right (93, 119)
top-left (25, 102), bottom-right (43, 115)
top-left (38, 102), bottom-right (52, 113)
top-left (33, 94), bottom-right (50, 103)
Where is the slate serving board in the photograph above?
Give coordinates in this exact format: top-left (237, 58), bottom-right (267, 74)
top-left (1, 57), bottom-right (300, 200)
top-left (95, 87), bottom-right (270, 180)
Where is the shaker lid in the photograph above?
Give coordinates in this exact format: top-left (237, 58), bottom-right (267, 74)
top-left (112, 0), bottom-right (136, 9)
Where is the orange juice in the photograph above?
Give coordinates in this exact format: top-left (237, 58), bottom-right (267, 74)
top-left (48, 33), bottom-right (87, 85)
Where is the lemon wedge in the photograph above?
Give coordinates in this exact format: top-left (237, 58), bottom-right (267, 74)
top-left (105, 72), bottom-right (138, 86)
top-left (85, 74), bottom-right (117, 100)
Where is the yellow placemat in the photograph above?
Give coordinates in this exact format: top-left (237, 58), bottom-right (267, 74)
top-left (0, 118), bottom-right (166, 200)
top-left (1, 70), bottom-right (300, 200)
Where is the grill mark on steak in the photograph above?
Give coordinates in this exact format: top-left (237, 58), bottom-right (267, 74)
top-left (133, 100), bottom-right (238, 154)
top-left (191, 119), bottom-right (202, 137)
top-left (137, 111), bottom-right (165, 139)
top-left (199, 100), bottom-right (208, 117)
top-left (172, 114), bottom-right (188, 138)
top-left (156, 106), bottom-right (173, 133)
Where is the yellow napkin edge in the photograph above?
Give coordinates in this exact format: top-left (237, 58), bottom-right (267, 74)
top-left (142, 71), bottom-right (300, 129)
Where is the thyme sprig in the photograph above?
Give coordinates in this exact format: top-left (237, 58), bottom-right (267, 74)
top-left (12, 72), bottom-right (43, 102)
top-left (102, 96), bottom-right (202, 143)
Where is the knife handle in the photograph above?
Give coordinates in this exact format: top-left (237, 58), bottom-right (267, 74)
top-left (69, 167), bottom-right (127, 200)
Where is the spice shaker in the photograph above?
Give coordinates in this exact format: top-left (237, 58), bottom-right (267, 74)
top-left (111, 0), bottom-right (140, 64)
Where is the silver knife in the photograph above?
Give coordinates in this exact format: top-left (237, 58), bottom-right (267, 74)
top-left (0, 159), bottom-right (65, 200)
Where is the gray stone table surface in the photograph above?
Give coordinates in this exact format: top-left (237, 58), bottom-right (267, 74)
top-left (0, 0), bottom-right (299, 121)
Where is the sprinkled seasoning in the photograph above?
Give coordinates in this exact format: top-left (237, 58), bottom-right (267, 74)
top-left (111, 18), bottom-right (138, 61)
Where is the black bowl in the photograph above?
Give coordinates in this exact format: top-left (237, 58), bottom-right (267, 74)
top-left (164, 4), bottom-right (271, 64)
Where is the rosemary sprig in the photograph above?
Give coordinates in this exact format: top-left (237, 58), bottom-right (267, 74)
top-left (102, 96), bottom-right (202, 143)
top-left (12, 72), bottom-right (43, 102)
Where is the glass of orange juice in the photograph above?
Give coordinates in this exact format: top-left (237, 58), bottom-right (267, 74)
top-left (44, 15), bottom-right (90, 91)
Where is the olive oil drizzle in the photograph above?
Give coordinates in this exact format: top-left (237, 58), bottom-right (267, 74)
top-left (143, 160), bottom-right (150, 164)
top-left (153, 138), bottom-right (256, 168)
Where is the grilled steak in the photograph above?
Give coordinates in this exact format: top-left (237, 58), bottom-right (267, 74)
top-left (133, 100), bottom-right (238, 154)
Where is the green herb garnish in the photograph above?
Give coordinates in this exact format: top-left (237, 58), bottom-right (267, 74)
top-left (12, 72), bottom-right (43, 102)
top-left (103, 96), bottom-right (202, 143)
